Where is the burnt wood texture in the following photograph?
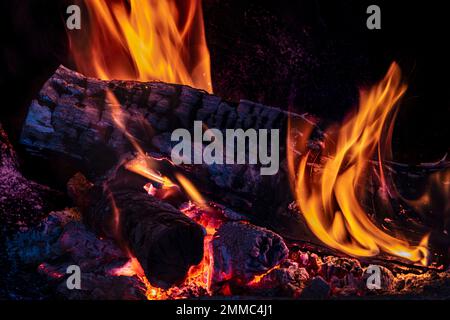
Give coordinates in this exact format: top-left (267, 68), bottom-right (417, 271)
top-left (20, 65), bottom-right (322, 236)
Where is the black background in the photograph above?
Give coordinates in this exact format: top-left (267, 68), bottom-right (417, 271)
top-left (1, 0), bottom-right (449, 164)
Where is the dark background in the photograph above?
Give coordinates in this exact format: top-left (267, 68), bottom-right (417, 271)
top-left (1, 0), bottom-right (449, 164)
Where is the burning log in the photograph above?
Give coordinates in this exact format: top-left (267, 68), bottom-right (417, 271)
top-left (0, 122), bottom-right (63, 231)
top-left (67, 171), bottom-right (205, 288)
top-left (20, 65), bottom-right (322, 236)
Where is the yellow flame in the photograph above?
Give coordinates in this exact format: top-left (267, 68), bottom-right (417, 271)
top-left (289, 63), bottom-right (429, 265)
top-left (109, 256), bottom-right (170, 300)
top-left (175, 173), bottom-right (206, 206)
top-left (69, 0), bottom-right (212, 92)
top-left (247, 265), bottom-right (281, 286)
top-left (125, 155), bottom-right (177, 189)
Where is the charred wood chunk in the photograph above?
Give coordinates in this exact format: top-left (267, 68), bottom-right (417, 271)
top-left (211, 221), bottom-right (289, 290)
top-left (68, 173), bottom-right (205, 289)
top-left (0, 122), bottom-right (63, 230)
top-left (246, 259), bottom-right (310, 298)
top-left (299, 276), bottom-right (331, 299)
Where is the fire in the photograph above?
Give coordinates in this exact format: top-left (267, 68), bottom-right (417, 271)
top-left (125, 155), bottom-right (177, 189)
top-left (99, 65), bottom-right (215, 298)
top-left (68, 1), bottom-right (215, 288)
top-left (177, 203), bottom-right (224, 297)
top-left (288, 63), bottom-right (429, 265)
top-left (69, 0), bottom-right (212, 92)
top-left (247, 265), bottom-right (281, 286)
top-left (66, 0), bottom-right (252, 299)
top-left (106, 90), bottom-right (216, 298)
top-left (110, 256), bottom-right (144, 277)
top-left (175, 173), bottom-right (207, 207)
top-left (113, 144), bottom-right (218, 299)
top-left (109, 256), bottom-right (169, 300)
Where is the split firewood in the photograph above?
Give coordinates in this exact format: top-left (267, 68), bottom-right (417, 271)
top-left (20, 65), bottom-right (322, 237)
top-left (67, 170), bottom-right (205, 288)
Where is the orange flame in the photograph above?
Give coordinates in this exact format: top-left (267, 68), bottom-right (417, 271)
top-left (288, 63), bottom-right (429, 265)
top-left (109, 255), bottom-right (169, 300)
top-left (175, 173), bottom-right (207, 207)
top-left (247, 265), bottom-right (281, 286)
top-left (178, 203), bottom-right (223, 296)
top-left (69, 0), bottom-right (212, 92)
top-left (125, 155), bottom-right (177, 189)
top-left (105, 91), bottom-right (177, 192)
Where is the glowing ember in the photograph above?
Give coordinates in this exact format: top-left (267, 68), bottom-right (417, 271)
top-left (288, 63), bottom-right (429, 265)
top-left (144, 183), bottom-right (157, 196)
top-left (109, 257), bottom-right (143, 277)
top-left (109, 256), bottom-right (169, 300)
top-left (247, 265), bottom-right (281, 286)
top-left (69, 0), bottom-right (212, 92)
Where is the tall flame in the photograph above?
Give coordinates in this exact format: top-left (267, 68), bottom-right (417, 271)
top-left (289, 63), bottom-right (429, 265)
top-left (69, 0), bottom-right (212, 92)
top-left (68, 0), bottom-right (218, 299)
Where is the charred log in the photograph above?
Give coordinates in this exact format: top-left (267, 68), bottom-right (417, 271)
top-left (67, 171), bottom-right (205, 288)
top-left (20, 66), bottom-right (322, 236)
